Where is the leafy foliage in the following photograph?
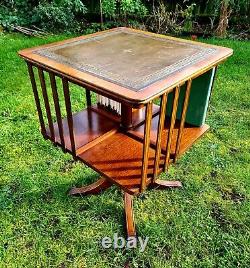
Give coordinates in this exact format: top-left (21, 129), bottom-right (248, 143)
top-left (0, 0), bottom-right (249, 35)
top-left (0, 0), bottom-right (35, 30)
top-left (120, 0), bottom-right (148, 18)
top-left (100, 0), bottom-right (147, 21)
top-left (33, 0), bottom-right (87, 32)
top-left (0, 0), bottom-right (87, 32)
top-left (101, 0), bottom-right (117, 17)
top-left (146, 2), bottom-right (196, 35)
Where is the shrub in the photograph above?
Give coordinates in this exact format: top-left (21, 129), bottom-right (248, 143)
top-left (33, 0), bottom-right (86, 32)
top-left (0, 0), bottom-right (35, 30)
top-left (0, 0), bottom-right (249, 36)
top-left (100, 0), bottom-right (147, 21)
top-left (146, 2), bottom-right (196, 35)
top-left (0, 0), bottom-right (87, 32)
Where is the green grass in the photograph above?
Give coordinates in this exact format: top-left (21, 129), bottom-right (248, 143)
top-left (0, 33), bottom-right (249, 268)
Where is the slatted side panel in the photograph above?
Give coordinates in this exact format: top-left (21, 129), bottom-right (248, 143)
top-left (173, 68), bottom-right (217, 162)
top-left (27, 63), bottom-right (46, 137)
top-left (140, 87), bottom-right (182, 191)
top-left (151, 86), bottom-right (182, 181)
top-left (26, 63), bottom-right (76, 156)
top-left (38, 67), bottom-right (55, 142)
top-left (174, 79), bottom-right (192, 162)
top-left (131, 79), bottom-right (202, 187)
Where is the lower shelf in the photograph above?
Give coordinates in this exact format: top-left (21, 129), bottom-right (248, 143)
top-left (78, 132), bottom-right (165, 195)
top-left (128, 115), bottom-right (210, 157)
top-left (45, 107), bottom-right (119, 152)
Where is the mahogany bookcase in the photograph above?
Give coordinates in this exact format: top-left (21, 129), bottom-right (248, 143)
top-left (19, 27), bottom-right (233, 238)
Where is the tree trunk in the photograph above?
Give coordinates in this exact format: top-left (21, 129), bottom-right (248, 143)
top-left (100, 0), bottom-right (103, 28)
top-left (215, 0), bottom-right (232, 37)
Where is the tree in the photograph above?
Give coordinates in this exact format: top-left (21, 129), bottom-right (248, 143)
top-left (215, 0), bottom-right (232, 37)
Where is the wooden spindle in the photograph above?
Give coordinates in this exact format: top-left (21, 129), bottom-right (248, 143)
top-left (174, 79), bottom-right (192, 162)
top-left (62, 78), bottom-right (76, 155)
top-left (153, 93), bottom-right (168, 182)
top-left (206, 66), bottom-right (218, 112)
top-left (27, 63), bottom-right (46, 137)
top-left (164, 86), bottom-right (180, 171)
top-left (140, 101), bottom-right (153, 192)
top-left (38, 67), bottom-right (55, 141)
top-left (85, 88), bottom-right (91, 107)
top-left (49, 72), bottom-right (65, 150)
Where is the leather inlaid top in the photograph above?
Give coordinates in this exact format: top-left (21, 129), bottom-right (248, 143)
top-left (19, 28), bottom-right (233, 104)
top-left (34, 29), bottom-right (216, 91)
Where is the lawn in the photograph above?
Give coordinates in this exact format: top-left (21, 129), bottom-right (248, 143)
top-left (0, 33), bottom-right (249, 268)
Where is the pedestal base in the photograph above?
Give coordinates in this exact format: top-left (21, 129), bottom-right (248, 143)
top-left (69, 177), bottom-right (112, 196)
top-left (69, 177), bottom-right (182, 238)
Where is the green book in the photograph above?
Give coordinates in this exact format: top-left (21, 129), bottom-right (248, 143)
top-left (166, 67), bottom-right (216, 127)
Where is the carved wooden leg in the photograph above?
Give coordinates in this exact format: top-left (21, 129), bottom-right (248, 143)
top-left (152, 179), bottom-right (182, 188)
top-left (69, 177), bottom-right (112, 196)
top-left (124, 192), bottom-right (136, 238)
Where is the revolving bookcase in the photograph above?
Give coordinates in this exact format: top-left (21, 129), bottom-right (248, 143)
top-left (19, 27), bottom-right (233, 238)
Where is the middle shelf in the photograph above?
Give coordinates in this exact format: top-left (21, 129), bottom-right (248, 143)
top-left (45, 104), bottom-right (209, 194)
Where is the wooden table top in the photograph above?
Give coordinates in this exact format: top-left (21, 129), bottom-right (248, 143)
top-left (19, 27), bottom-right (233, 105)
